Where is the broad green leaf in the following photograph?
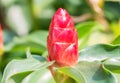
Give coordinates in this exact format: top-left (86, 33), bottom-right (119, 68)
top-left (113, 74), bottom-right (120, 83)
top-left (75, 61), bottom-right (116, 83)
top-left (5, 30), bottom-right (48, 54)
top-left (79, 44), bottom-right (120, 61)
top-left (22, 69), bottom-right (55, 83)
top-left (103, 59), bottom-right (120, 83)
top-left (76, 21), bottom-right (97, 39)
top-left (5, 41), bottom-right (46, 54)
top-left (1, 51), bottom-right (53, 83)
top-left (87, 31), bottom-right (113, 45)
top-left (58, 67), bottom-right (85, 83)
top-left (75, 21), bottom-right (107, 49)
top-left (112, 35), bottom-right (120, 45)
top-left (27, 30), bottom-right (48, 47)
top-left (78, 33), bottom-right (90, 49)
top-left (109, 22), bottom-right (120, 36)
top-left (59, 61), bottom-right (116, 83)
top-left (76, 21), bottom-right (97, 49)
top-left (103, 59), bottom-right (120, 73)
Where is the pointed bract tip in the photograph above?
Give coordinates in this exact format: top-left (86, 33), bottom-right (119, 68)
top-left (50, 8), bottom-right (74, 28)
top-left (55, 8), bottom-right (66, 16)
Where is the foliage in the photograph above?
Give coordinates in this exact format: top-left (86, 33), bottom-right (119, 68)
top-left (0, 0), bottom-right (120, 83)
top-left (1, 44), bottom-right (120, 83)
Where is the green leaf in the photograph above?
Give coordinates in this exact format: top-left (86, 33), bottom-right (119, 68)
top-left (109, 22), bottom-right (120, 36)
top-left (22, 69), bottom-right (55, 83)
top-left (2, 44), bottom-right (120, 83)
top-left (103, 59), bottom-right (120, 83)
top-left (5, 30), bottom-right (48, 54)
top-left (56, 44), bottom-right (119, 83)
top-left (79, 44), bottom-right (120, 61)
top-left (59, 61), bottom-right (116, 83)
top-left (75, 21), bottom-right (105, 49)
top-left (76, 21), bottom-right (96, 49)
top-left (103, 58), bottom-right (120, 73)
top-left (1, 51), bottom-right (53, 83)
top-left (58, 67), bottom-right (85, 83)
top-left (114, 73), bottom-right (120, 83)
top-left (76, 21), bottom-right (97, 39)
top-left (27, 30), bottom-right (48, 47)
top-left (78, 33), bottom-right (90, 49)
top-left (112, 35), bottom-right (120, 45)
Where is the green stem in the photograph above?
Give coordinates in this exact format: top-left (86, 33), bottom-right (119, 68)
top-left (49, 66), bottom-right (75, 83)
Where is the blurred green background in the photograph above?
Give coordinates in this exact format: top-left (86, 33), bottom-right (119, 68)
top-left (0, 0), bottom-right (120, 79)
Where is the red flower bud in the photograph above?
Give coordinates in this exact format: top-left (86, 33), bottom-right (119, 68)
top-left (47, 8), bottom-right (78, 67)
top-left (0, 24), bottom-right (3, 56)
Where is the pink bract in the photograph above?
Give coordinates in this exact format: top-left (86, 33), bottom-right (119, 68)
top-left (47, 8), bottom-right (78, 67)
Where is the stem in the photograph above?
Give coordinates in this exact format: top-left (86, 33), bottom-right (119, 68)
top-left (48, 65), bottom-right (75, 83)
top-left (72, 13), bottom-right (92, 23)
